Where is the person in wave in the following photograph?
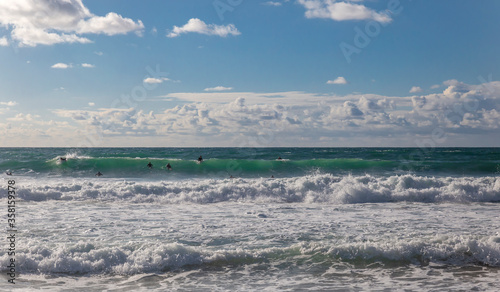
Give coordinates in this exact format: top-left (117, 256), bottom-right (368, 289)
top-left (277, 156), bottom-right (282, 160)
top-left (147, 162), bottom-right (153, 169)
top-left (166, 163), bottom-right (172, 170)
top-left (95, 171), bottom-right (103, 177)
top-left (198, 156), bottom-right (203, 163)
top-left (5, 171), bottom-right (12, 175)
top-left (58, 157), bottom-right (67, 162)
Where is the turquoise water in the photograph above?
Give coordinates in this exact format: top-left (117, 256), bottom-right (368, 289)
top-left (2, 147), bottom-right (499, 178)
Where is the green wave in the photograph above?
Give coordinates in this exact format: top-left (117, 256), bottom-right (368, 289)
top-left (1, 147), bottom-right (499, 178)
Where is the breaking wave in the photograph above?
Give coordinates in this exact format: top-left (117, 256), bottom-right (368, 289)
top-left (2, 235), bottom-right (499, 275)
top-left (16, 174), bottom-right (500, 203)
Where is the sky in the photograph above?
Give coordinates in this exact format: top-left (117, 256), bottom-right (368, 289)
top-left (0, 0), bottom-right (499, 147)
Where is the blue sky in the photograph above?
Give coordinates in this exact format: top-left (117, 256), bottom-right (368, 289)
top-left (0, 0), bottom-right (499, 147)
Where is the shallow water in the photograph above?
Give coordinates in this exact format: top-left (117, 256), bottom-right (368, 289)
top-left (2, 200), bottom-right (499, 291)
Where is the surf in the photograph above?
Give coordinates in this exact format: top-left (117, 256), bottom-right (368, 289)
top-left (15, 174), bottom-right (500, 203)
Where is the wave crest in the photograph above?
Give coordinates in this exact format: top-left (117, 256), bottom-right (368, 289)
top-left (16, 174), bottom-right (500, 204)
top-left (2, 235), bottom-right (499, 276)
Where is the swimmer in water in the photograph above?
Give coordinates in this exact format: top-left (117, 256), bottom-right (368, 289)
top-left (166, 163), bottom-right (172, 170)
top-left (198, 156), bottom-right (203, 163)
top-left (147, 162), bottom-right (153, 169)
top-left (6, 171), bottom-right (12, 176)
top-left (95, 171), bottom-right (103, 177)
top-left (277, 156), bottom-right (282, 160)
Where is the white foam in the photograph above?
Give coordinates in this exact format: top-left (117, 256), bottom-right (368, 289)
top-left (2, 234), bottom-right (499, 276)
top-left (15, 174), bottom-right (500, 204)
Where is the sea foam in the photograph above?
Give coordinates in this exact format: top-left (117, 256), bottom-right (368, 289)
top-left (15, 174), bottom-right (500, 204)
top-left (2, 235), bottom-right (499, 275)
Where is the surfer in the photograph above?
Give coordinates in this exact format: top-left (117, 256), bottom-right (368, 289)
top-left (198, 156), bottom-right (203, 163)
top-left (59, 157), bottom-right (67, 162)
top-left (6, 171), bottom-right (12, 176)
top-left (277, 156), bottom-right (282, 160)
top-left (147, 162), bottom-right (153, 169)
top-left (166, 163), bottom-right (172, 170)
top-left (95, 171), bottom-right (103, 177)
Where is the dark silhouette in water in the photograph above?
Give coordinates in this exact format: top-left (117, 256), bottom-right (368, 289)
top-left (198, 156), bottom-right (203, 163)
top-left (147, 162), bottom-right (153, 169)
top-left (166, 163), bottom-right (172, 170)
top-left (95, 171), bottom-right (103, 177)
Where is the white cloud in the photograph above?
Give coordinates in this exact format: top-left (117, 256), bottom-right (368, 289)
top-left (409, 86), bottom-right (423, 93)
top-left (162, 91), bottom-right (386, 106)
top-left (298, 0), bottom-right (391, 23)
top-left (0, 0), bottom-right (144, 47)
top-left (327, 77), bottom-right (348, 85)
top-left (81, 63), bottom-right (95, 68)
top-left (77, 12), bottom-right (144, 36)
top-left (264, 1), bottom-right (282, 6)
top-left (94, 51), bottom-right (104, 56)
top-left (0, 36), bottom-right (8, 46)
top-left (430, 84), bottom-right (440, 89)
top-left (51, 63), bottom-right (72, 69)
top-left (167, 18), bottom-right (241, 38)
top-left (0, 101), bottom-right (17, 106)
top-left (204, 86), bottom-right (233, 92)
top-left (3, 80), bottom-right (499, 147)
top-left (88, 102), bottom-right (95, 106)
top-left (143, 77), bottom-right (170, 84)
top-left (11, 27), bottom-right (92, 47)
top-left (156, 80), bottom-right (500, 145)
top-left (7, 113), bottom-right (40, 122)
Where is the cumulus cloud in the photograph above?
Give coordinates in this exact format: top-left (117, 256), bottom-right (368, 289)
top-left (143, 77), bottom-right (170, 84)
top-left (298, 0), bottom-right (391, 23)
top-left (263, 1), bottom-right (283, 6)
top-left (81, 63), bottom-right (95, 68)
top-left (0, 0), bottom-right (144, 47)
top-left (76, 12), bottom-right (144, 36)
top-left (0, 101), bottom-right (17, 115)
top-left (4, 79), bottom-right (499, 147)
top-left (158, 81), bottom-right (500, 144)
top-left (0, 36), bottom-right (8, 46)
top-left (204, 86), bottom-right (233, 92)
top-left (51, 63), bottom-right (72, 69)
top-left (167, 18), bottom-right (240, 38)
top-left (0, 101), bottom-right (17, 106)
top-left (409, 86), bottom-right (422, 93)
top-left (7, 113), bottom-right (40, 122)
top-left (327, 77), bottom-right (348, 85)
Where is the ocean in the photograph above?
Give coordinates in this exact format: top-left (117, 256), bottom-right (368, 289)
top-left (1, 147), bottom-right (499, 291)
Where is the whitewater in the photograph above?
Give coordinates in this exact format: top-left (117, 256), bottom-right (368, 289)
top-left (1, 148), bottom-right (499, 291)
